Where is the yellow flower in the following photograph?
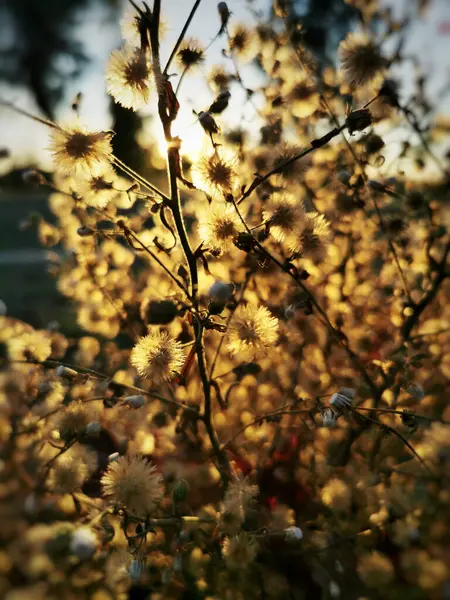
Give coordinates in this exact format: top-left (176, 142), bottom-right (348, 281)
top-left (262, 191), bottom-right (306, 243)
top-left (106, 45), bottom-right (152, 110)
top-left (227, 304), bottom-right (279, 360)
top-left (192, 150), bottom-right (238, 199)
top-left (339, 33), bottom-right (386, 88)
top-left (101, 455), bottom-right (163, 516)
top-left (198, 204), bottom-right (241, 254)
top-left (130, 331), bottom-right (185, 384)
top-left (49, 123), bottom-right (113, 175)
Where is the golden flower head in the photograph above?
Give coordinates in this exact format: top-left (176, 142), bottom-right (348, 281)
top-left (227, 304), bottom-right (279, 360)
top-left (288, 212), bottom-right (330, 262)
top-left (101, 454), bottom-right (163, 516)
top-left (192, 150), bottom-right (238, 199)
top-left (208, 66), bottom-right (232, 93)
top-left (130, 330), bottom-right (185, 384)
top-left (49, 122), bottom-right (113, 175)
top-left (73, 164), bottom-right (119, 208)
top-left (53, 401), bottom-right (98, 442)
top-left (222, 532), bottom-right (259, 570)
top-left (177, 37), bottom-right (205, 70)
top-left (228, 24), bottom-right (258, 63)
top-left (198, 203), bottom-right (241, 254)
top-left (48, 445), bottom-right (97, 494)
top-left (263, 191), bottom-right (306, 243)
top-left (339, 33), bottom-right (386, 88)
top-left (285, 76), bottom-right (320, 118)
top-left (7, 330), bottom-right (52, 363)
top-left (106, 45), bottom-right (152, 110)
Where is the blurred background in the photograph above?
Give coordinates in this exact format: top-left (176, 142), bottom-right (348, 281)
top-left (0, 0), bottom-right (449, 329)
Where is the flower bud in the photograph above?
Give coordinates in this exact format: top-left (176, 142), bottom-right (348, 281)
top-left (85, 421), bottom-right (102, 436)
top-left (345, 109), bottom-right (372, 134)
top-left (125, 394), bottom-right (145, 409)
top-left (321, 408), bottom-right (338, 428)
top-left (77, 226), bottom-right (95, 237)
top-left (218, 2), bottom-right (230, 27)
top-left (284, 304), bottom-right (297, 319)
top-left (209, 280), bottom-right (234, 302)
top-left (329, 388), bottom-right (355, 413)
top-left (285, 526), bottom-right (303, 541)
top-left (22, 169), bottom-right (46, 187)
top-left (56, 365), bottom-right (78, 380)
top-left (108, 452), bottom-right (120, 463)
top-left (70, 527), bottom-right (97, 559)
top-left (129, 559), bottom-right (144, 580)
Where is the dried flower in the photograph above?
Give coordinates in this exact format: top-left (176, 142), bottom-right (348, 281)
top-left (339, 33), bottom-right (386, 88)
top-left (220, 475), bottom-right (259, 534)
top-left (345, 108), bottom-right (373, 134)
top-left (286, 76), bottom-right (320, 118)
top-left (53, 401), bottom-right (98, 441)
top-left (106, 46), bottom-right (152, 110)
top-left (73, 165), bottom-right (119, 208)
top-left (288, 212), bottom-right (330, 262)
top-left (263, 191), bottom-right (306, 243)
top-left (198, 204), bottom-right (241, 254)
top-left (49, 123), bottom-right (113, 175)
top-left (208, 66), bottom-right (232, 92)
top-left (131, 331), bottom-right (185, 384)
top-left (48, 446), bottom-right (97, 493)
top-left (227, 304), bottom-right (279, 360)
top-left (177, 38), bottom-right (205, 70)
top-left (228, 24), bottom-right (257, 63)
top-left (101, 454), bottom-right (163, 516)
top-left (192, 150), bottom-right (238, 198)
top-left (222, 532), bottom-right (259, 569)
top-left (8, 330), bottom-right (52, 362)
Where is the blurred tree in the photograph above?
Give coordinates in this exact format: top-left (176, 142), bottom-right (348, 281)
top-left (0, 0), bottom-right (145, 171)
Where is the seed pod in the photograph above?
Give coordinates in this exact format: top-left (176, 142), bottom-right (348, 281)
top-left (125, 394), bottom-right (145, 408)
top-left (56, 365), bottom-right (78, 380)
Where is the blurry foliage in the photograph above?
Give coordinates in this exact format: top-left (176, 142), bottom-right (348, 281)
top-left (1, 1), bottom-right (450, 599)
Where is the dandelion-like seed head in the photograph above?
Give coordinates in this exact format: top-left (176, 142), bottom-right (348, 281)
top-left (198, 204), bottom-right (240, 254)
top-left (177, 38), bottom-right (205, 70)
top-left (272, 144), bottom-right (307, 182)
top-left (50, 124), bottom-right (113, 175)
top-left (229, 24), bottom-right (257, 63)
top-left (286, 77), bottom-right (320, 118)
top-left (101, 454), bottom-right (163, 516)
top-left (106, 46), bottom-right (152, 110)
top-left (74, 165), bottom-right (118, 208)
top-left (263, 191), bottom-right (306, 243)
top-left (227, 304), bottom-right (279, 360)
top-left (339, 33), bottom-right (386, 88)
top-left (8, 330), bottom-right (52, 363)
top-left (48, 446), bottom-right (97, 493)
top-left (53, 401), bottom-right (98, 442)
top-left (192, 151), bottom-right (238, 198)
top-left (222, 532), bottom-right (259, 570)
top-left (289, 212), bottom-right (330, 262)
top-left (208, 66), bottom-right (232, 92)
top-left (130, 331), bottom-right (185, 384)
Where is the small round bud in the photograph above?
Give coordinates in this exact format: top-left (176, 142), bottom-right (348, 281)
top-left (125, 394), bottom-right (145, 409)
top-left (407, 383), bottom-right (424, 400)
top-left (56, 365), bottom-right (78, 380)
top-left (198, 111), bottom-right (219, 135)
top-left (77, 226), bottom-right (95, 237)
top-left (329, 388), bottom-right (355, 413)
top-left (345, 109), bottom-right (373, 134)
top-left (285, 526), bottom-right (303, 542)
top-left (209, 280), bottom-right (234, 302)
top-left (85, 421), bottom-right (102, 436)
top-left (22, 169), bottom-right (46, 187)
top-left (172, 479), bottom-right (190, 503)
top-left (70, 527), bottom-right (97, 560)
top-left (218, 2), bottom-right (230, 25)
top-left (108, 452), bottom-right (120, 463)
top-left (337, 170), bottom-right (351, 185)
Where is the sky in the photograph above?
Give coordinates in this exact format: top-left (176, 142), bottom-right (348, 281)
top-left (0, 0), bottom-right (449, 177)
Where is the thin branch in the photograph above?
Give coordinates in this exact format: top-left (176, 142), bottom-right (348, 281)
top-left (163, 0), bottom-right (203, 75)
